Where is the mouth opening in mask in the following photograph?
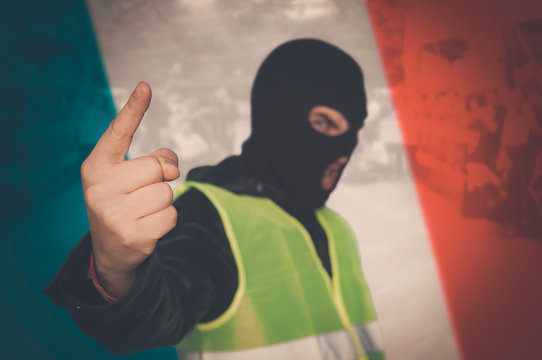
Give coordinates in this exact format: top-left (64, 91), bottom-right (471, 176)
top-left (322, 156), bottom-right (349, 191)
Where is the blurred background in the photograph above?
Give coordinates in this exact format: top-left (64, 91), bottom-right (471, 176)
top-left (1, 0), bottom-right (541, 359)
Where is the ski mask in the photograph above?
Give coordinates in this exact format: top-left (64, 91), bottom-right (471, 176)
top-left (241, 39), bottom-right (367, 209)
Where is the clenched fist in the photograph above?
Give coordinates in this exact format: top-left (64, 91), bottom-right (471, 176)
top-left (81, 82), bottom-right (179, 298)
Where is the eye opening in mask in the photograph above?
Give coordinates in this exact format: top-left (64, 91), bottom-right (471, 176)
top-left (308, 106), bottom-right (349, 137)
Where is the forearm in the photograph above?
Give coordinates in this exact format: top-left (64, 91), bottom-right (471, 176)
top-left (43, 189), bottom-right (238, 354)
top-left (72, 251), bottom-right (200, 354)
top-left (44, 233), bottom-right (204, 354)
top-left (92, 252), bottom-right (136, 299)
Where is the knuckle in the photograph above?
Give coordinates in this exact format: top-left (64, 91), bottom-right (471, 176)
top-left (107, 118), bottom-right (129, 142)
top-left (101, 207), bottom-right (117, 229)
top-left (166, 205), bottom-right (178, 226)
top-left (80, 159), bottom-right (90, 177)
top-left (120, 227), bottom-right (143, 249)
top-left (107, 119), bottom-right (119, 138)
top-left (102, 206), bottom-right (126, 233)
top-left (124, 97), bottom-right (137, 116)
top-left (145, 156), bottom-right (163, 180)
top-left (84, 185), bottom-right (101, 208)
top-left (159, 182), bottom-right (173, 202)
top-left (154, 207), bottom-right (177, 238)
top-left (81, 157), bottom-right (101, 183)
top-left (117, 229), bottom-right (137, 247)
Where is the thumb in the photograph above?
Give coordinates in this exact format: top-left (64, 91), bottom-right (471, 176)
top-left (150, 148), bottom-right (180, 181)
top-left (92, 82), bottom-right (152, 163)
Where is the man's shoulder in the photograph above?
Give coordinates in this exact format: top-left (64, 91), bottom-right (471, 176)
top-left (173, 154), bottom-right (248, 216)
top-left (186, 156), bottom-right (244, 188)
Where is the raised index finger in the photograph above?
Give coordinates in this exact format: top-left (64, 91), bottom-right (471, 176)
top-left (92, 82), bottom-right (152, 163)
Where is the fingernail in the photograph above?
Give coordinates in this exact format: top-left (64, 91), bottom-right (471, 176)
top-left (158, 157), bottom-right (177, 168)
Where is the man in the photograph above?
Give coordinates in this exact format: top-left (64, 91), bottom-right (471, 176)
top-left (45, 39), bottom-right (384, 360)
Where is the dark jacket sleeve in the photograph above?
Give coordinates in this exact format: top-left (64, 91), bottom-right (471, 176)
top-left (42, 188), bottom-right (238, 355)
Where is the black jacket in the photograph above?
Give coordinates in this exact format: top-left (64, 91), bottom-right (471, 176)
top-left (44, 156), bottom-right (332, 355)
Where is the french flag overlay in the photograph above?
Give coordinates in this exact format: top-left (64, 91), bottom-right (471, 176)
top-left (1, 1), bottom-right (540, 359)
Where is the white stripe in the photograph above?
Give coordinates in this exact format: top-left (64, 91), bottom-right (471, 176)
top-left (352, 322), bottom-right (384, 354)
top-left (177, 322), bottom-right (382, 360)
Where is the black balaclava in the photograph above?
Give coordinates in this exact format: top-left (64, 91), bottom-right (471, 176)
top-left (241, 39), bottom-right (368, 209)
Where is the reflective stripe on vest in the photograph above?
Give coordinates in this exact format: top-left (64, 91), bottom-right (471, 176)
top-left (173, 181), bottom-right (384, 360)
top-left (178, 322), bottom-right (384, 360)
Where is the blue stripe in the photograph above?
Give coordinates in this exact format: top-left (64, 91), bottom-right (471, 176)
top-left (0, 1), bottom-right (175, 358)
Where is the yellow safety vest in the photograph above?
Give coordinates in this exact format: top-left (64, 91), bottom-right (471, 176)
top-left (173, 181), bottom-right (384, 360)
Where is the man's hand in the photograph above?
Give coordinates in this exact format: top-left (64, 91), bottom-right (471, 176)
top-left (81, 82), bottom-right (180, 298)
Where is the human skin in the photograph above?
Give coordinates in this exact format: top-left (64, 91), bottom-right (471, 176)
top-left (81, 82), bottom-right (180, 298)
top-left (308, 106), bottom-right (350, 190)
top-left (84, 83), bottom-right (350, 298)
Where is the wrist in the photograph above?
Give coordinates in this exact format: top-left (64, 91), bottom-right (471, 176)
top-left (93, 254), bottom-right (137, 299)
top-left (88, 253), bottom-right (118, 303)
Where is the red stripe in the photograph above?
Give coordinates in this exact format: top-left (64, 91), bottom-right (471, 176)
top-left (365, 0), bottom-right (542, 359)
